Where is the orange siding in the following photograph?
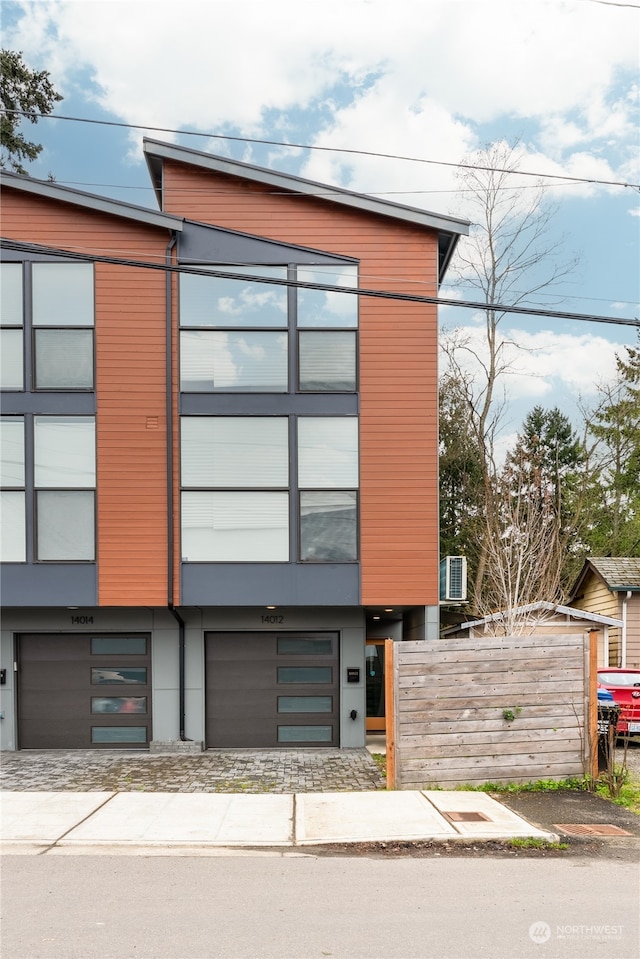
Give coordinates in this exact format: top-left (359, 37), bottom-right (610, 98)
top-left (1, 191), bottom-right (171, 606)
top-left (162, 162), bottom-right (441, 606)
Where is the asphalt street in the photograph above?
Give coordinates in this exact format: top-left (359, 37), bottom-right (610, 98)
top-left (2, 854), bottom-right (638, 959)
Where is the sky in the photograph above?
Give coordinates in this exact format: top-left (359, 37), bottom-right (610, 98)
top-left (2, 0), bottom-right (639, 452)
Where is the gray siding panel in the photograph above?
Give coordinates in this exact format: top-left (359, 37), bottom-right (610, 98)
top-left (182, 563), bottom-right (360, 606)
top-left (1, 564), bottom-right (97, 606)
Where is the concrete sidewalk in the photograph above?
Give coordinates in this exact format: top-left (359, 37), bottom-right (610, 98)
top-left (0, 789), bottom-right (558, 852)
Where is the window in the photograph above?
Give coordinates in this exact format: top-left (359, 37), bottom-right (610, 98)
top-left (180, 266), bottom-right (288, 393)
top-left (179, 415), bottom-right (359, 564)
top-left (296, 265), bottom-right (358, 328)
top-left (298, 331), bottom-right (356, 392)
top-left (0, 263), bottom-right (24, 390)
top-left (182, 490), bottom-right (289, 562)
top-left (34, 416), bottom-right (95, 561)
top-left (32, 263), bottom-right (94, 389)
top-left (1, 262), bottom-right (95, 391)
top-left (0, 417), bottom-right (25, 561)
top-left (181, 417), bottom-right (289, 561)
top-left (181, 417), bottom-right (288, 487)
top-left (179, 263), bottom-right (358, 393)
top-left (298, 418), bottom-right (358, 562)
top-left (180, 330), bottom-right (287, 392)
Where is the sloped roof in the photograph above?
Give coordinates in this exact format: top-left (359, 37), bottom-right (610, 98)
top-left (583, 557), bottom-right (640, 591)
top-left (142, 138), bottom-right (469, 282)
top-left (0, 171), bottom-right (183, 232)
top-left (441, 600), bottom-right (623, 636)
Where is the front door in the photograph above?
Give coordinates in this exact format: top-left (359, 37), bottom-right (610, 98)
top-left (365, 639), bottom-right (386, 732)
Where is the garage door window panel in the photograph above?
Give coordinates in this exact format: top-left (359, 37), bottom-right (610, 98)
top-left (92, 697), bottom-right (147, 714)
top-left (278, 725), bottom-right (332, 743)
top-left (277, 696), bottom-right (332, 713)
top-left (91, 666), bottom-right (147, 685)
top-left (91, 727), bottom-right (147, 744)
top-left (277, 666), bottom-right (332, 684)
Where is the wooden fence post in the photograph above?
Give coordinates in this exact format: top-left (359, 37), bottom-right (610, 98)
top-left (588, 628), bottom-right (598, 781)
top-left (385, 638), bottom-right (395, 789)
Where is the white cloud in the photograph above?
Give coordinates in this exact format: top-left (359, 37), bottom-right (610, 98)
top-left (440, 324), bottom-right (624, 403)
top-left (5, 0), bottom-right (638, 197)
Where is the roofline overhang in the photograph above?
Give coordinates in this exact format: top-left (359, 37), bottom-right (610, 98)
top-left (142, 138), bottom-right (469, 281)
top-left (441, 600), bottom-right (624, 635)
top-left (0, 171), bottom-right (184, 233)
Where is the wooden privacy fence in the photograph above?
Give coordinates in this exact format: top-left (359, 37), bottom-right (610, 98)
top-left (386, 633), bottom-right (597, 789)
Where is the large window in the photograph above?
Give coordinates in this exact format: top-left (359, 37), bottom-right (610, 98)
top-left (298, 417), bottom-right (358, 562)
top-left (180, 415), bottom-right (359, 563)
top-left (179, 263), bottom-right (357, 393)
top-left (181, 417), bottom-right (289, 562)
top-left (0, 262), bottom-right (94, 391)
top-left (0, 416), bottom-right (26, 561)
top-left (180, 266), bottom-right (288, 393)
top-left (34, 416), bottom-right (96, 561)
top-left (0, 263), bottom-right (23, 390)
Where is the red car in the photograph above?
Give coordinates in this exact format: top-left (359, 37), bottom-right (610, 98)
top-left (597, 668), bottom-right (640, 735)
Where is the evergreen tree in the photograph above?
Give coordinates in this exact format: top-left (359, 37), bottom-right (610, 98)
top-left (1, 49), bottom-right (62, 174)
top-left (586, 335), bottom-right (640, 556)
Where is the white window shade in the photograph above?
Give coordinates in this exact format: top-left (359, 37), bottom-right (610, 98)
top-left (0, 417), bottom-right (25, 485)
top-left (298, 417), bottom-right (359, 489)
top-left (34, 417), bottom-right (96, 487)
top-left (0, 491), bottom-right (26, 561)
top-left (1, 263), bottom-right (23, 325)
top-left (181, 491), bottom-right (289, 561)
top-left (32, 263), bottom-right (94, 326)
top-left (180, 330), bottom-right (287, 392)
top-left (0, 330), bottom-right (23, 389)
top-left (181, 417), bottom-right (288, 488)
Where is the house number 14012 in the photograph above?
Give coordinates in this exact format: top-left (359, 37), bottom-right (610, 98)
top-left (261, 614), bottom-right (284, 624)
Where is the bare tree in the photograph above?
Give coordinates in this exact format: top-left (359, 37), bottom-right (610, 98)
top-left (441, 141), bottom-right (578, 607)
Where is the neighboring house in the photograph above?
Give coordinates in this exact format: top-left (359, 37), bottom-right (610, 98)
top-left (0, 140), bottom-right (469, 751)
top-left (440, 600), bottom-right (623, 667)
top-left (568, 557), bottom-right (640, 668)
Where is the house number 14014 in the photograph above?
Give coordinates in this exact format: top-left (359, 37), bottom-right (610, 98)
top-left (71, 615), bottom-right (94, 625)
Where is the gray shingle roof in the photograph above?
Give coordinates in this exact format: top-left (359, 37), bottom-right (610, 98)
top-left (588, 557), bottom-right (640, 589)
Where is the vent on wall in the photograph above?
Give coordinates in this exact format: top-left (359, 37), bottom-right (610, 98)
top-left (440, 556), bottom-right (468, 602)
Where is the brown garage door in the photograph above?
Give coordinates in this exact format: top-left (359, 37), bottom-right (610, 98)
top-left (18, 633), bottom-right (152, 749)
top-left (206, 632), bottom-right (339, 747)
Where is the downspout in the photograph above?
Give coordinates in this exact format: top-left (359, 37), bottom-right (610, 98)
top-left (621, 590), bottom-right (631, 668)
top-left (165, 234), bottom-right (188, 741)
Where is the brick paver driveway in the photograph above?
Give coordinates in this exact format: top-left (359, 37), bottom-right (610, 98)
top-left (0, 748), bottom-right (387, 793)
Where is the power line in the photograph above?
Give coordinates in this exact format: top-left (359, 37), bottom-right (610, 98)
top-left (3, 238), bottom-right (638, 328)
top-left (6, 109), bottom-right (640, 192)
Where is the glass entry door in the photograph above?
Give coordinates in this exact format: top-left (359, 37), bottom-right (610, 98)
top-left (365, 640), bottom-right (386, 732)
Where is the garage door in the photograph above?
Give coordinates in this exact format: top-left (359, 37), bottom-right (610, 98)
top-left (206, 632), bottom-right (339, 747)
top-left (18, 634), bottom-right (152, 749)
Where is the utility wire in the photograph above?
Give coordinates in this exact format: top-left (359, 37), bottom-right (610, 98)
top-left (3, 238), bottom-right (638, 328)
top-left (5, 109), bottom-right (639, 192)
